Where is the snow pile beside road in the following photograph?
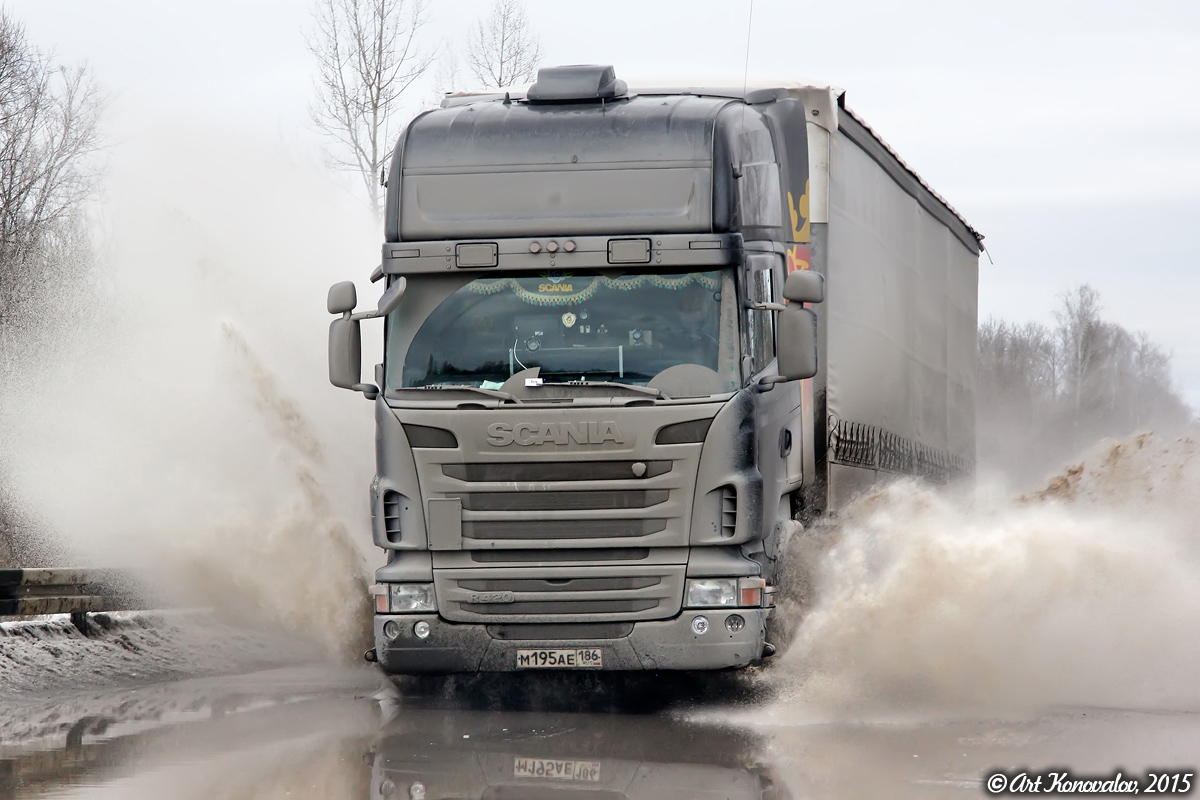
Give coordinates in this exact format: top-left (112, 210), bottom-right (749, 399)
top-left (0, 611), bottom-right (316, 698)
top-left (0, 664), bottom-right (377, 750)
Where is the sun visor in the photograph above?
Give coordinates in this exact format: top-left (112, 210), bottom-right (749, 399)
top-left (396, 95), bottom-right (731, 240)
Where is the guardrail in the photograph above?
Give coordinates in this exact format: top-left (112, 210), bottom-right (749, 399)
top-left (0, 568), bottom-right (145, 633)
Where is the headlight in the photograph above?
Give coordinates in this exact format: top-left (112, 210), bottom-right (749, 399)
top-left (684, 577), bottom-right (766, 608)
top-left (372, 583), bottom-right (437, 613)
top-left (684, 578), bottom-right (738, 608)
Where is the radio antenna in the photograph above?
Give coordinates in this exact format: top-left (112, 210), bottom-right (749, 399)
top-left (738, 0), bottom-right (755, 141)
top-left (742, 0), bottom-right (755, 100)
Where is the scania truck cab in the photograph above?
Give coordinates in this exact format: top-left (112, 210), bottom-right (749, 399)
top-left (328, 65), bottom-right (981, 673)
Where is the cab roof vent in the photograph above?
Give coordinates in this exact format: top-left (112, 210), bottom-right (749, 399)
top-left (526, 64), bottom-right (628, 103)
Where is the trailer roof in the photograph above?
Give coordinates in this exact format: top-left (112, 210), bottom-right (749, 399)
top-left (836, 105), bottom-right (984, 251)
top-left (443, 79), bottom-right (984, 252)
top-left (632, 82), bottom-right (984, 251)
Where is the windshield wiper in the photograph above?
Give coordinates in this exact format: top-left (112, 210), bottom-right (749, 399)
top-left (409, 384), bottom-right (522, 403)
top-left (554, 380), bottom-right (667, 399)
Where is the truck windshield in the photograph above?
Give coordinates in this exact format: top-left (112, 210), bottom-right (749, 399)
top-left (390, 269), bottom-right (740, 393)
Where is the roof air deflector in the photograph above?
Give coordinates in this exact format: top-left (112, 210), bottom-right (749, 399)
top-left (526, 65), bottom-right (628, 103)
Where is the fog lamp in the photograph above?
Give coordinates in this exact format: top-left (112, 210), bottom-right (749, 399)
top-left (691, 615), bottom-right (710, 635)
top-left (383, 620), bottom-right (401, 640)
top-left (413, 621), bottom-right (431, 639)
top-left (409, 781), bottom-right (427, 800)
top-left (725, 614), bottom-right (746, 633)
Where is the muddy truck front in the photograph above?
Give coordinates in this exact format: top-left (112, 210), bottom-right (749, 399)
top-left (327, 65), bottom-right (827, 673)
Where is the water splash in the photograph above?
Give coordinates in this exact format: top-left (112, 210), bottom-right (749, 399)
top-left (774, 431), bottom-right (1200, 716)
top-left (0, 117), bottom-right (382, 660)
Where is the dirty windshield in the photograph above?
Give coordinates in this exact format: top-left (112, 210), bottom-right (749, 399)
top-left (391, 270), bottom-right (739, 392)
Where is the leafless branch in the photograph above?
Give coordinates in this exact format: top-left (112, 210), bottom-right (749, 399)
top-left (424, 49), bottom-right (464, 109)
top-left (307, 0), bottom-right (435, 214)
top-left (465, 0), bottom-right (542, 89)
top-left (978, 284), bottom-right (1193, 479)
top-left (0, 9), bottom-right (103, 332)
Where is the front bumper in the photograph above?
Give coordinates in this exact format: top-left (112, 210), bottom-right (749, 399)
top-left (374, 609), bottom-right (767, 674)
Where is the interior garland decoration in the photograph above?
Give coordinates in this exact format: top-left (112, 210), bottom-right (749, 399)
top-left (465, 273), bottom-right (720, 307)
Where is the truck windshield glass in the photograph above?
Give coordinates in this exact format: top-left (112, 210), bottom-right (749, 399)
top-left (391, 270), bottom-right (739, 392)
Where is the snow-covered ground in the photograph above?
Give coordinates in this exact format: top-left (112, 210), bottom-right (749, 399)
top-left (0, 611), bottom-right (326, 698)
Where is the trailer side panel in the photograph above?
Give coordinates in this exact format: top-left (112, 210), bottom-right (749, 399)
top-left (823, 128), bottom-right (978, 508)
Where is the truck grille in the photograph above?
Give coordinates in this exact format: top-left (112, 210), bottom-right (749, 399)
top-left (456, 576), bottom-right (661, 592)
top-left (461, 599), bottom-right (658, 615)
top-left (462, 519), bottom-right (667, 540)
top-left (420, 445), bottom-right (697, 550)
top-left (456, 490), bottom-right (669, 512)
top-left (443, 461), bottom-right (671, 482)
top-left (469, 548), bottom-right (650, 563)
top-left (434, 565), bottom-right (684, 623)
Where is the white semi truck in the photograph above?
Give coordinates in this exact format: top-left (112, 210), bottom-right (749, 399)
top-left (327, 65), bottom-right (980, 674)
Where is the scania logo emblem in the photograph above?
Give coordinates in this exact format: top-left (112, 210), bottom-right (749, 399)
top-left (486, 421), bottom-right (625, 447)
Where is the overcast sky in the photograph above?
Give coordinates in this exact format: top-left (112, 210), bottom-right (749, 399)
top-left (10, 0), bottom-right (1200, 406)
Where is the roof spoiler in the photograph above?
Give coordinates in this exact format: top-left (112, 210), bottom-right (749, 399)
top-left (526, 64), bottom-right (628, 103)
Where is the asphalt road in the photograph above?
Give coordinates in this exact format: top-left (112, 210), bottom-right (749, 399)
top-left (2, 663), bottom-right (1198, 800)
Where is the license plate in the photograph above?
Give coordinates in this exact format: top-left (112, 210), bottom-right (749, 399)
top-left (515, 648), bottom-right (603, 669)
top-left (514, 757), bottom-right (601, 782)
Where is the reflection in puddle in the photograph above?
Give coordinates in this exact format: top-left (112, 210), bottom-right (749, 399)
top-left (366, 710), bottom-right (782, 800)
top-left (5, 671), bottom-right (1199, 800)
top-left (0, 735), bottom-right (132, 798)
top-left (0, 677), bottom-right (782, 800)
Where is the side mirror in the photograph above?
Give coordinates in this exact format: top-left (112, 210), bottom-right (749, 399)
top-left (329, 316), bottom-right (361, 388)
top-left (782, 270), bottom-right (824, 304)
top-left (328, 281), bottom-right (357, 314)
top-left (765, 269), bottom-right (823, 384)
top-left (777, 306), bottom-right (818, 381)
top-left (328, 280), bottom-right (378, 399)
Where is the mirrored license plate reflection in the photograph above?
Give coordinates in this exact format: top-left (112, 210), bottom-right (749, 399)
top-left (514, 757), bottom-right (602, 782)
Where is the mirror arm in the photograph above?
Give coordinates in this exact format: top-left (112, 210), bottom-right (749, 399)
top-left (754, 375), bottom-right (788, 393)
top-left (353, 383), bottom-right (379, 400)
top-left (370, 264), bottom-right (384, 283)
top-left (746, 301), bottom-right (787, 312)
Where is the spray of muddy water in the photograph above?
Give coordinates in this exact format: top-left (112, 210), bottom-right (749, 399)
top-left (773, 432), bottom-right (1200, 717)
top-left (0, 118), bottom-right (383, 658)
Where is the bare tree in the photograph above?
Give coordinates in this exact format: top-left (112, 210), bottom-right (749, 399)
top-left (1054, 284), bottom-right (1106, 420)
top-left (978, 284), bottom-right (1193, 482)
top-left (466, 0), bottom-right (542, 89)
top-left (308, 0), bottom-right (435, 214)
top-left (425, 49), bottom-right (465, 109)
top-left (0, 9), bottom-right (102, 337)
top-left (978, 318), bottom-right (1057, 420)
top-left (0, 9), bottom-right (103, 566)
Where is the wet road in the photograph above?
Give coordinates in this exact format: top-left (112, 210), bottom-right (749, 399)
top-left (2, 664), bottom-right (1198, 800)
